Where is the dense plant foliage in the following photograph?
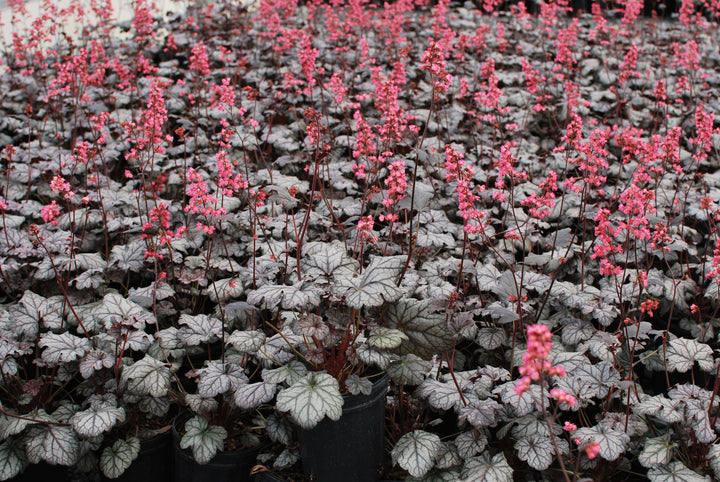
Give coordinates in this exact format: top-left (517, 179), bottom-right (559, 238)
top-left (2, 0), bottom-right (720, 479)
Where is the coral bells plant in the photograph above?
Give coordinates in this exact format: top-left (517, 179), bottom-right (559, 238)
top-left (4, 0), bottom-right (720, 480)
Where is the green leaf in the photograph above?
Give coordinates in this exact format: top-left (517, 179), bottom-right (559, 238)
top-left (639, 436), bottom-right (675, 468)
top-left (387, 354), bottom-right (431, 385)
top-left (334, 256), bottom-right (405, 309)
top-left (368, 328), bottom-right (409, 350)
top-left (276, 373), bottom-right (343, 429)
top-left (392, 430), bottom-right (441, 478)
top-left (461, 452), bottom-right (513, 481)
top-left (100, 437), bottom-right (140, 479)
top-left (180, 416), bottom-right (227, 465)
top-left (666, 338), bottom-right (714, 373)
top-left (0, 438), bottom-right (26, 481)
top-left (384, 298), bottom-right (453, 359)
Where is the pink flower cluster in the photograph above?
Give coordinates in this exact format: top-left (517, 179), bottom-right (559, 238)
top-left (382, 160), bottom-right (408, 209)
top-left (420, 40), bottom-right (452, 93)
top-left (515, 324), bottom-right (575, 408)
top-left (184, 168), bottom-right (227, 235)
top-left (190, 41), bottom-right (211, 78)
top-left (444, 145), bottom-right (486, 234)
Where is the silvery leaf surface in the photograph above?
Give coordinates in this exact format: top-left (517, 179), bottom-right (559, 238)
top-left (79, 349), bottom-right (115, 378)
top-left (460, 452), bottom-right (512, 481)
top-left (246, 283), bottom-right (320, 310)
top-left (197, 361), bottom-right (248, 398)
top-left (177, 314), bottom-right (223, 346)
top-left (454, 430), bottom-right (488, 459)
top-left (262, 360), bottom-right (308, 385)
top-left (665, 338), bottom-right (714, 373)
top-left (227, 330), bottom-right (266, 353)
top-left (639, 436), bottom-right (675, 468)
top-left (476, 327), bottom-right (507, 350)
top-left (514, 435), bottom-right (556, 471)
top-left (92, 293), bottom-right (156, 330)
top-left (180, 416), bottom-right (227, 465)
top-left (368, 327), bottom-right (409, 350)
top-left (345, 374), bottom-right (372, 396)
top-left (234, 381), bottom-right (277, 409)
top-left (38, 332), bottom-right (92, 365)
top-left (384, 298), bottom-right (453, 359)
top-left (387, 354), bottom-right (431, 385)
top-left (334, 255), bottom-right (405, 309)
top-left (70, 405), bottom-right (126, 437)
top-left (573, 425), bottom-right (630, 461)
top-left (121, 355), bottom-right (171, 397)
top-left (647, 461), bottom-right (710, 482)
top-left (416, 378), bottom-right (469, 411)
top-left (276, 373), bottom-right (343, 429)
top-left (100, 437), bottom-right (140, 479)
top-left (391, 430), bottom-right (441, 478)
top-left (265, 414), bottom-right (292, 445)
top-left (0, 439), bottom-right (26, 481)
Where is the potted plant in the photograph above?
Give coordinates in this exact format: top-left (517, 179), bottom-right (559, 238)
top-left (154, 310), bottom-right (273, 482)
top-left (244, 240), bottom-right (455, 481)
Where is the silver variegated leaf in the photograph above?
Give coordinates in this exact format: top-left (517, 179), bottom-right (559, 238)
top-left (355, 344), bottom-right (392, 369)
top-left (639, 436), bottom-right (675, 468)
top-left (0, 439), bottom-right (26, 481)
top-left (573, 425), bottom-right (630, 461)
top-left (246, 283), bottom-right (320, 310)
top-left (384, 298), bottom-right (453, 359)
top-left (185, 394), bottom-right (219, 415)
top-left (276, 373), bottom-right (343, 429)
top-left (666, 338), bottom-right (714, 373)
top-left (454, 430), bottom-right (488, 459)
top-left (70, 405), bottom-right (126, 437)
top-left (416, 378), bottom-right (468, 411)
top-left (265, 414), bottom-right (292, 445)
top-left (391, 430), bottom-right (441, 478)
top-left (633, 395), bottom-right (684, 423)
top-left (0, 414), bottom-right (28, 439)
top-left (93, 293), bottom-right (155, 329)
top-left (368, 328), bottom-right (409, 350)
top-left (334, 256), bottom-right (405, 309)
top-left (514, 435), bottom-right (554, 471)
top-left (38, 332), bottom-right (92, 365)
top-left (35, 425), bottom-right (80, 466)
top-left (461, 452), bottom-right (513, 481)
top-left (387, 354), bottom-right (431, 385)
top-left (197, 361), bottom-right (248, 398)
top-left (121, 355), bottom-right (171, 397)
top-left (234, 381), bottom-right (277, 409)
top-left (227, 330), bottom-right (266, 353)
top-left (109, 242), bottom-right (146, 272)
top-left (708, 444), bottom-right (720, 480)
top-left (273, 447), bottom-right (299, 470)
top-left (177, 314), bottom-right (223, 347)
top-left (180, 416), bottom-right (227, 464)
top-left (345, 374), bottom-right (372, 396)
top-left (476, 327), bottom-right (506, 350)
top-left (79, 349), bottom-right (115, 378)
top-left (262, 361), bottom-right (308, 385)
top-left (100, 437), bottom-right (140, 479)
top-left (647, 461), bottom-right (711, 482)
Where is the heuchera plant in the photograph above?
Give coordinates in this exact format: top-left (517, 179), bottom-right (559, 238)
top-left (3, 0), bottom-right (720, 480)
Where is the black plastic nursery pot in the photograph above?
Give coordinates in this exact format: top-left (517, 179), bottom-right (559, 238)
top-left (10, 461), bottom-right (67, 482)
top-left (298, 374), bottom-right (389, 482)
top-left (172, 413), bottom-right (261, 482)
top-left (102, 428), bottom-right (173, 482)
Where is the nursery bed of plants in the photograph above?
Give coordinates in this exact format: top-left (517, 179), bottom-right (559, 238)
top-left (2, 0), bottom-right (720, 480)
